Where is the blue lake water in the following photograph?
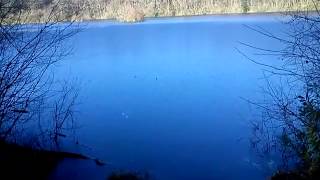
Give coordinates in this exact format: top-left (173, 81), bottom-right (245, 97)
top-left (49, 15), bottom-right (288, 180)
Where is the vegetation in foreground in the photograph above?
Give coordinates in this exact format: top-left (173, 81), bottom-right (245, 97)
top-left (0, 0), bottom-right (79, 146)
top-left (0, 0), bottom-right (85, 178)
top-left (108, 171), bottom-right (150, 180)
top-left (272, 170), bottom-right (320, 180)
top-left (243, 3), bottom-right (320, 180)
top-left (0, 140), bottom-right (88, 179)
top-left (4, 0), bottom-right (319, 23)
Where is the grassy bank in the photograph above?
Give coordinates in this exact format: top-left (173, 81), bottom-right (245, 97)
top-left (11, 0), bottom-right (320, 23)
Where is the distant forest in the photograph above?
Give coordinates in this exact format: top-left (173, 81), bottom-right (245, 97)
top-left (4, 0), bottom-right (319, 22)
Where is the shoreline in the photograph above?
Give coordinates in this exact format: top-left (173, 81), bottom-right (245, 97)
top-left (77, 11), bottom-right (289, 24)
top-left (69, 11), bottom-right (294, 27)
top-left (15, 11), bottom-right (316, 26)
top-left (72, 8), bottom-right (319, 24)
top-left (0, 140), bottom-right (89, 179)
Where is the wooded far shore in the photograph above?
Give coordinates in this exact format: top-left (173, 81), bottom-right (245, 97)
top-left (5, 0), bottom-right (319, 23)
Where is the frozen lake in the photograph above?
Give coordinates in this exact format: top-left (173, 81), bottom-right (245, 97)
top-left (50, 15), bottom-right (287, 180)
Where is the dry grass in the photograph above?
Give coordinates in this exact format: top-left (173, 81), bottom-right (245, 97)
top-left (14, 0), bottom-right (320, 23)
top-left (116, 5), bottom-right (144, 22)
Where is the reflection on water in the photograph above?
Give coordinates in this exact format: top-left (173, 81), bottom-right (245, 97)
top-left (50, 15), bottom-right (287, 180)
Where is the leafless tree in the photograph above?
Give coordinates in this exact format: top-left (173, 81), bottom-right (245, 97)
top-left (239, 1), bottom-right (320, 177)
top-left (0, 0), bottom-right (80, 148)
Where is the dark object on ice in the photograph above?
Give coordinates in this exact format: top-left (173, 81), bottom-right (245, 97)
top-left (12, 109), bottom-right (29, 113)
